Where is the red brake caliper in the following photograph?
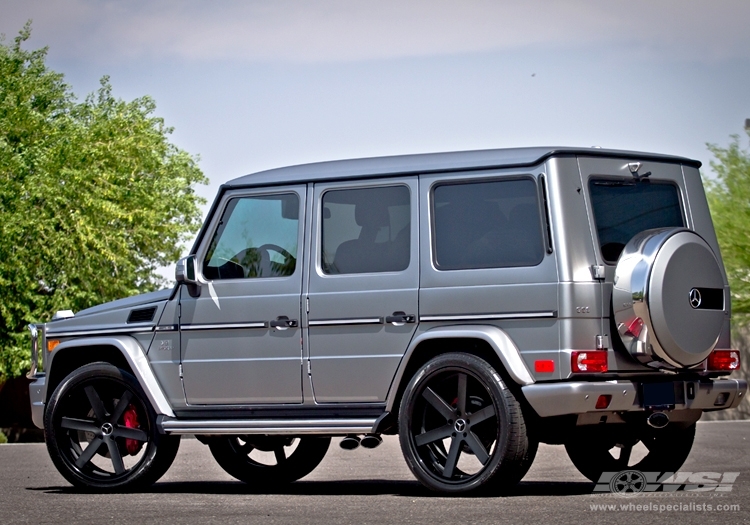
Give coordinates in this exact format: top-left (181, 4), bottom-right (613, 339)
top-left (123, 404), bottom-right (143, 455)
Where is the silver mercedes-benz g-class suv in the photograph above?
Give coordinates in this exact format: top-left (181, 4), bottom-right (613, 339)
top-left (28, 147), bottom-right (747, 494)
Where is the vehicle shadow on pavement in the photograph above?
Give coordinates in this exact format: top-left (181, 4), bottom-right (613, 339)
top-left (29, 480), bottom-right (595, 498)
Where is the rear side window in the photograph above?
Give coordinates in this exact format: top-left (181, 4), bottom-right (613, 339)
top-left (321, 185), bottom-right (410, 274)
top-left (432, 178), bottom-right (545, 270)
top-left (589, 179), bottom-right (684, 263)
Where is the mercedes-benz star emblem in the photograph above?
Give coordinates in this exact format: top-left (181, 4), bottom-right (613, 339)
top-left (101, 422), bottom-right (114, 436)
top-left (689, 288), bottom-right (702, 309)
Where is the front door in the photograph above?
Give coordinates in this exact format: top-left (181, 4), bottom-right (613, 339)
top-left (180, 186), bottom-right (306, 405)
top-left (306, 178), bottom-right (419, 403)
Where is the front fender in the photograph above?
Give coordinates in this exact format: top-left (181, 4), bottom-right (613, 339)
top-left (385, 324), bottom-right (535, 412)
top-left (49, 336), bottom-right (175, 418)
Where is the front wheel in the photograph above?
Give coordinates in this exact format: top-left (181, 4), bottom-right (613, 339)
top-left (44, 362), bottom-right (180, 491)
top-left (565, 423), bottom-right (696, 482)
top-left (398, 353), bottom-right (531, 494)
top-left (208, 435), bottom-right (330, 486)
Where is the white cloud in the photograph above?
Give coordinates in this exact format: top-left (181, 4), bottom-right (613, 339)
top-left (2, 0), bottom-right (749, 64)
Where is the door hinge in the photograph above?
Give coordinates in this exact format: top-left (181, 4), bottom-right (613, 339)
top-left (590, 265), bottom-right (606, 280)
top-left (178, 364), bottom-right (184, 378)
top-left (307, 360), bottom-right (312, 375)
top-left (596, 335), bottom-right (609, 349)
top-left (305, 297), bottom-right (310, 313)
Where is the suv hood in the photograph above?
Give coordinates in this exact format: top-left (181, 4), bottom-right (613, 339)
top-left (72, 288), bottom-right (174, 318)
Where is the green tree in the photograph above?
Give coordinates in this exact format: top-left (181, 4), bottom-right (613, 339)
top-left (705, 130), bottom-right (750, 421)
top-left (706, 130), bottom-right (750, 318)
top-left (0, 23), bottom-right (207, 379)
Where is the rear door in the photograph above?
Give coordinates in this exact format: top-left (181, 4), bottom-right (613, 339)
top-left (578, 157), bottom-right (690, 371)
top-left (306, 178), bottom-right (419, 403)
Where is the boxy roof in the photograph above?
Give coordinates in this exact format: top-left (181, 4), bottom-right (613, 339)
top-left (225, 146), bottom-right (701, 188)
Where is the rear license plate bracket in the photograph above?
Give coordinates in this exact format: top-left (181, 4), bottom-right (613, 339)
top-left (641, 382), bottom-right (676, 410)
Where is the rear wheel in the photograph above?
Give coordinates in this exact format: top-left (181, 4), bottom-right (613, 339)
top-left (565, 423), bottom-right (695, 482)
top-left (44, 362), bottom-right (180, 491)
top-left (398, 353), bottom-right (531, 494)
top-left (208, 435), bottom-right (330, 486)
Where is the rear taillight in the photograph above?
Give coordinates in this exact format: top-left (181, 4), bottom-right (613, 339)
top-left (707, 350), bottom-right (740, 371)
top-left (571, 351), bottom-right (608, 373)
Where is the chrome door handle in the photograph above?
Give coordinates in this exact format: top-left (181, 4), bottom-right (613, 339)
top-left (385, 311), bottom-right (416, 325)
top-left (270, 316), bottom-right (298, 329)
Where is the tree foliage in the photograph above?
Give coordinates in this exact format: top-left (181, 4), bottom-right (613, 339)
top-left (706, 130), bottom-right (750, 318)
top-left (0, 24), bottom-right (207, 379)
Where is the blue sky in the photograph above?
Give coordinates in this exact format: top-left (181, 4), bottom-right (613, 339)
top-left (2, 0), bottom-right (750, 263)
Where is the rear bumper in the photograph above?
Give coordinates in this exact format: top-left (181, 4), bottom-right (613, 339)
top-left (522, 378), bottom-right (747, 418)
top-left (28, 374), bottom-right (46, 429)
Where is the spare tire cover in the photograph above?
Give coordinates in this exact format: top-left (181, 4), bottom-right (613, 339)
top-left (612, 228), bottom-right (726, 368)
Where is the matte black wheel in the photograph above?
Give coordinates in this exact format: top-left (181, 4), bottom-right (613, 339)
top-left (398, 353), bottom-right (530, 494)
top-left (208, 435), bottom-right (330, 486)
top-left (44, 362), bottom-right (180, 491)
top-left (565, 423), bottom-right (696, 482)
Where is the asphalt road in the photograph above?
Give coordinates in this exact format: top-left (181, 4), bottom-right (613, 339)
top-left (1, 421), bottom-right (748, 525)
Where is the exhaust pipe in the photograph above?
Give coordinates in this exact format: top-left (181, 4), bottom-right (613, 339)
top-left (360, 434), bottom-right (383, 449)
top-left (339, 435), bottom-right (361, 450)
top-left (647, 411), bottom-right (670, 429)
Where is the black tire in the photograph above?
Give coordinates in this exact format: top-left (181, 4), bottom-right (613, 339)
top-left (208, 435), bottom-right (330, 486)
top-left (565, 423), bottom-right (696, 482)
top-left (44, 362), bottom-right (181, 491)
top-left (508, 435), bottom-right (539, 484)
top-left (398, 353), bottom-right (531, 494)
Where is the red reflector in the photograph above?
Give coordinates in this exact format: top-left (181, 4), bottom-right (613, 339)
top-left (535, 360), bottom-right (555, 373)
top-left (571, 351), bottom-right (608, 373)
top-left (625, 317), bottom-right (644, 338)
top-left (595, 395), bottom-right (612, 409)
top-left (707, 350), bottom-right (740, 371)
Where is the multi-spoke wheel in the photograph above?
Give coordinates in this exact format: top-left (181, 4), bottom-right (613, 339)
top-left (44, 362), bottom-right (180, 491)
top-left (208, 435), bottom-right (330, 486)
top-left (398, 353), bottom-right (531, 494)
top-left (564, 423), bottom-right (696, 482)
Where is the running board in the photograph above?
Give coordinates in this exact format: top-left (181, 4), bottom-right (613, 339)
top-left (157, 416), bottom-right (378, 435)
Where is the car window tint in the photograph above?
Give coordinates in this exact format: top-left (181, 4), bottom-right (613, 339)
top-left (432, 178), bottom-right (544, 270)
top-left (322, 185), bottom-right (410, 274)
top-left (589, 180), bottom-right (683, 263)
top-left (203, 193), bottom-right (299, 279)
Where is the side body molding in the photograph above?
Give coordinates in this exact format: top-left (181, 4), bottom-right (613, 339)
top-left (50, 336), bottom-right (175, 418)
top-left (385, 325), bottom-right (535, 412)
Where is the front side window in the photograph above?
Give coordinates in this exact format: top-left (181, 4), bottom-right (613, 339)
top-left (432, 178), bottom-right (545, 270)
top-left (203, 193), bottom-right (299, 279)
top-left (321, 185), bottom-right (410, 274)
top-left (589, 179), bottom-right (683, 263)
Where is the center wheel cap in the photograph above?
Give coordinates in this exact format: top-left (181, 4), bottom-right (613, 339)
top-left (101, 422), bottom-right (114, 436)
top-left (454, 419), bottom-right (467, 432)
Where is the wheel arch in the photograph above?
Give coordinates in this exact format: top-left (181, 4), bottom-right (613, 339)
top-left (46, 337), bottom-right (175, 418)
top-left (384, 325), bottom-right (535, 417)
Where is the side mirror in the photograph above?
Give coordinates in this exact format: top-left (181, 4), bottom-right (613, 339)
top-left (175, 255), bottom-right (201, 297)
